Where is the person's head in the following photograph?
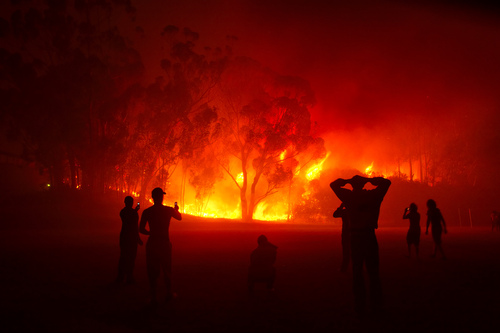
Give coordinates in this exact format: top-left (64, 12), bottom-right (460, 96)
top-left (151, 187), bottom-right (166, 204)
top-left (409, 203), bottom-right (417, 212)
top-left (426, 199), bottom-right (437, 210)
top-left (350, 175), bottom-right (365, 192)
top-left (124, 196), bottom-right (134, 208)
top-left (257, 234), bottom-right (268, 245)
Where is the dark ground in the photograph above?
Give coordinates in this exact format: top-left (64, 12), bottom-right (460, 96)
top-left (1, 192), bottom-right (500, 332)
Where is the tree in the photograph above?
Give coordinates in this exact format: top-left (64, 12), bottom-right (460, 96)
top-left (216, 56), bottom-right (326, 221)
top-left (127, 26), bottom-right (226, 203)
top-left (0, 0), bottom-right (144, 191)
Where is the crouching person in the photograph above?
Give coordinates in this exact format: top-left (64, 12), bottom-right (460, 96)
top-left (248, 235), bottom-right (278, 292)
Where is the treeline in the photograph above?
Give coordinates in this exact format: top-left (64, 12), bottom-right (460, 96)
top-left (0, 1), bottom-right (325, 221)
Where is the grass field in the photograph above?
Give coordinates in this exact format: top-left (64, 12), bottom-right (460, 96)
top-left (1, 192), bottom-right (500, 332)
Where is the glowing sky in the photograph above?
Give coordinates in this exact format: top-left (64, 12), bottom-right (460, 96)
top-left (132, 0), bottom-right (500, 134)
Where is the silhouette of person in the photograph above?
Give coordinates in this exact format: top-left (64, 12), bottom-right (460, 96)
top-left (330, 175), bottom-right (391, 317)
top-left (248, 235), bottom-right (278, 292)
top-left (139, 187), bottom-right (182, 306)
top-left (403, 203), bottom-right (421, 259)
top-left (116, 196), bottom-right (143, 284)
top-left (491, 211), bottom-right (499, 231)
top-left (333, 203), bottom-right (350, 272)
top-left (425, 199), bottom-right (447, 259)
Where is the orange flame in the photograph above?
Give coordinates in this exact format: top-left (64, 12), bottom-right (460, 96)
top-left (306, 152), bottom-right (330, 181)
top-left (365, 162), bottom-right (374, 176)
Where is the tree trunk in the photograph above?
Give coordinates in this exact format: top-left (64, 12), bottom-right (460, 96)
top-left (248, 170), bottom-right (263, 222)
top-left (180, 162), bottom-right (187, 212)
top-left (139, 160), bottom-right (157, 204)
top-left (240, 155), bottom-right (249, 222)
top-left (419, 152), bottom-right (423, 182)
top-left (409, 156), bottom-right (413, 182)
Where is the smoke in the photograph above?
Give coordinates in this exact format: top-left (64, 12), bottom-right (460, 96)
top-left (136, 1), bottom-right (500, 128)
top-left (132, 0), bottom-right (500, 192)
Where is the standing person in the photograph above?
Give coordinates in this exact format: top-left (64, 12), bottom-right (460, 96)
top-left (116, 196), bottom-right (143, 284)
top-left (333, 203), bottom-right (350, 272)
top-left (402, 203), bottom-right (421, 259)
top-left (248, 235), bottom-right (278, 292)
top-left (330, 175), bottom-right (391, 317)
top-left (425, 199), bottom-right (447, 260)
top-left (139, 187), bottom-right (182, 306)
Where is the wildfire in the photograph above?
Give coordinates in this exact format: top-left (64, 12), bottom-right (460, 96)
top-left (253, 202), bottom-right (289, 222)
top-left (114, 150), bottom-right (428, 223)
top-left (306, 152), bottom-right (330, 180)
top-left (179, 201), bottom-right (287, 221)
top-left (236, 172), bottom-right (244, 186)
top-left (279, 150), bottom-right (286, 161)
top-left (365, 162), bottom-right (374, 176)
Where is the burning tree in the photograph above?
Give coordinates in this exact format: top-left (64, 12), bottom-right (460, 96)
top-left (216, 56), bottom-right (325, 221)
top-left (126, 25), bottom-right (226, 203)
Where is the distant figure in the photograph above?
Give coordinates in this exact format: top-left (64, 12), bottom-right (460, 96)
top-left (402, 203), bottom-right (421, 259)
top-left (139, 187), bottom-right (182, 306)
top-left (333, 203), bottom-right (350, 272)
top-left (491, 211), bottom-right (499, 231)
top-left (330, 175), bottom-right (391, 317)
top-left (425, 199), bottom-right (447, 260)
top-left (116, 196), bottom-right (143, 284)
top-left (248, 235), bottom-right (278, 292)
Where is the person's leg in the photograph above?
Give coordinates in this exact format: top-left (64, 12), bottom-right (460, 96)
top-left (365, 231), bottom-right (382, 314)
top-left (437, 243), bottom-right (446, 259)
top-left (162, 242), bottom-right (173, 300)
top-left (350, 231), bottom-right (366, 316)
top-left (146, 243), bottom-right (160, 304)
top-left (341, 233), bottom-right (350, 271)
top-left (125, 243), bottom-right (138, 283)
top-left (116, 244), bottom-right (126, 283)
top-left (431, 230), bottom-right (441, 258)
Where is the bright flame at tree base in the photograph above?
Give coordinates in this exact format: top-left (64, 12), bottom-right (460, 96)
top-left (116, 151), bottom-right (421, 222)
top-left (144, 194), bottom-right (289, 221)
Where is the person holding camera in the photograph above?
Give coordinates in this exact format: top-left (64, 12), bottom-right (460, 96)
top-left (403, 203), bottom-right (421, 259)
top-left (330, 175), bottom-right (391, 317)
top-left (139, 187), bottom-right (182, 307)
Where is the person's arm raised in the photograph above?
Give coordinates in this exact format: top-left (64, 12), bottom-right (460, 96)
top-left (330, 178), bottom-right (351, 202)
top-left (172, 205), bottom-right (182, 221)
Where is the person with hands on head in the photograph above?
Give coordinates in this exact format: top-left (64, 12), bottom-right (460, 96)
top-left (330, 175), bottom-right (391, 318)
top-left (425, 199), bottom-right (447, 260)
top-left (139, 187), bottom-right (182, 307)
